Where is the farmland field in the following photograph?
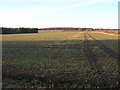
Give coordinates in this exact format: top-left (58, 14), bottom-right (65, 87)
top-left (2, 31), bottom-right (119, 88)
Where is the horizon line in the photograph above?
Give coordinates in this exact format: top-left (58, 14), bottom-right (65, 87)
top-left (0, 26), bottom-right (119, 30)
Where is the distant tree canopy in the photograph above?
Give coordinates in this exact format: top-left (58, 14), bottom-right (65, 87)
top-left (1, 27), bottom-right (38, 34)
top-left (39, 27), bottom-right (94, 31)
top-left (95, 29), bottom-right (120, 34)
top-left (40, 27), bottom-right (119, 31)
top-left (39, 27), bottom-right (119, 34)
top-left (0, 27), bottom-right (119, 34)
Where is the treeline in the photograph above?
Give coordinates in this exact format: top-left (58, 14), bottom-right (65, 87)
top-left (0, 27), bottom-right (119, 35)
top-left (0, 27), bottom-right (38, 34)
top-left (39, 27), bottom-right (94, 31)
top-left (39, 27), bottom-right (119, 34)
top-left (95, 29), bottom-right (120, 35)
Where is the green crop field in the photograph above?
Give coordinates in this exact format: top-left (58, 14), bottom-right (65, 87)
top-left (2, 31), bottom-right (119, 88)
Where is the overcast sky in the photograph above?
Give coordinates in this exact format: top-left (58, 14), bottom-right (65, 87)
top-left (0, 0), bottom-right (119, 29)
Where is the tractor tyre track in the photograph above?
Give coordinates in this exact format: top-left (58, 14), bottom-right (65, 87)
top-left (86, 32), bottom-right (118, 60)
top-left (83, 32), bottom-right (102, 70)
top-left (83, 32), bottom-right (118, 87)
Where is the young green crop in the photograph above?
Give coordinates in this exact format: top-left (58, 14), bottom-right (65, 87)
top-left (2, 31), bottom-right (119, 88)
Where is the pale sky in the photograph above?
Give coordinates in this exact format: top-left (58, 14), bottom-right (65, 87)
top-left (0, 0), bottom-right (119, 29)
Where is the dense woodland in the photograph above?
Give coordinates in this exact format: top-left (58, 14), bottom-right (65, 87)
top-left (0, 27), bottom-right (38, 34)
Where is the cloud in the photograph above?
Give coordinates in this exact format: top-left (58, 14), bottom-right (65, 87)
top-left (46, 0), bottom-right (118, 13)
top-left (0, 0), bottom-right (118, 28)
top-left (94, 0), bottom-right (118, 2)
top-left (0, 0), bottom-right (118, 22)
top-left (0, 0), bottom-right (85, 3)
top-left (12, 0), bottom-right (118, 16)
top-left (0, 0), bottom-right (118, 3)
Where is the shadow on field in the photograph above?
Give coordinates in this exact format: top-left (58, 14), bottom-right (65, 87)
top-left (2, 39), bottom-right (119, 88)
